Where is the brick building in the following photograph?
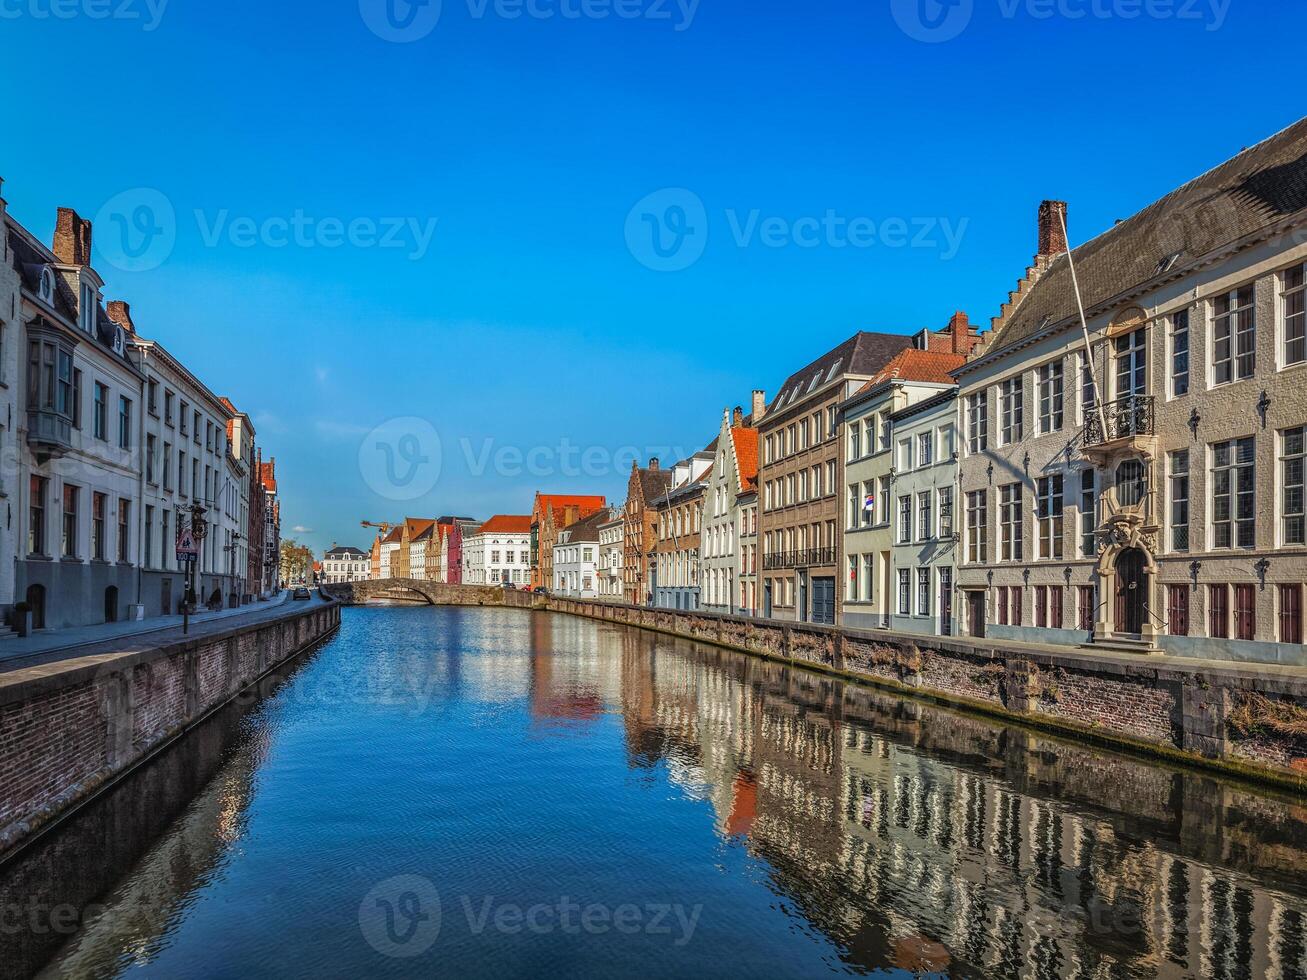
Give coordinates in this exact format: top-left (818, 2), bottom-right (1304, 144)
top-left (651, 452), bottom-right (713, 610)
top-left (758, 332), bottom-right (913, 624)
top-left (623, 460), bottom-right (672, 605)
top-left (530, 493), bottom-right (607, 590)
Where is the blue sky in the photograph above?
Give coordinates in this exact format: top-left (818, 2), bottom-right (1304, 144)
top-left (3, 0), bottom-right (1300, 554)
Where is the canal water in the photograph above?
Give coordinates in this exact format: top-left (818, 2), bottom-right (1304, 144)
top-left (4, 606), bottom-right (1307, 978)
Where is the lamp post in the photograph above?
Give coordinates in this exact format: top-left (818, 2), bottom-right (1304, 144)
top-left (182, 501), bottom-right (208, 634)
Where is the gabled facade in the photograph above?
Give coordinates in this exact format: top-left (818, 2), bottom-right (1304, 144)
top-left (651, 452), bottom-right (712, 610)
top-left (531, 494), bottom-right (606, 590)
top-left (701, 398), bottom-right (763, 617)
top-left (553, 508), bottom-right (612, 598)
top-left (597, 508), bottom-right (625, 600)
top-left (466, 515), bottom-right (531, 585)
top-left (322, 545), bottom-right (370, 583)
top-left (956, 119), bottom-right (1307, 664)
top-left (623, 460), bottom-right (672, 605)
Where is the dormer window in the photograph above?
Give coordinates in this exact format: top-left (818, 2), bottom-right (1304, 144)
top-left (80, 283), bottom-right (95, 333)
top-left (38, 267), bottom-right (54, 305)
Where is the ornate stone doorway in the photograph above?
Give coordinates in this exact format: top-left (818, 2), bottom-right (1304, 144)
top-left (1113, 548), bottom-right (1147, 636)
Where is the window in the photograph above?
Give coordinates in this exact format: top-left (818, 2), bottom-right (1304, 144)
top-left (1114, 328), bottom-right (1146, 398)
top-left (966, 393), bottom-right (988, 454)
top-left (862, 555), bottom-right (874, 603)
top-left (1285, 264), bottom-right (1307, 367)
top-left (848, 486), bottom-right (860, 528)
top-left (1234, 584), bottom-right (1255, 641)
top-left (1079, 349), bottom-right (1097, 418)
top-left (117, 499), bottom-right (130, 563)
top-left (1115, 459), bottom-right (1146, 508)
top-left (1037, 475), bottom-right (1064, 560)
top-left (164, 390), bottom-right (175, 425)
top-left (1283, 426), bottom-right (1305, 546)
top-left (966, 491), bottom-right (987, 564)
top-left (880, 415), bottom-right (891, 452)
top-left (1079, 469), bottom-right (1096, 557)
top-left (144, 506), bottom-right (154, 568)
top-left (917, 568), bottom-right (930, 616)
top-left (917, 432), bottom-right (933, 467)
top-left (1211, 437), bottom-right (1255, 549)
top-left (146, 435), bottom-right (157, 484)
top-left (898, 439), bottom-right (911, 472)
top-left (92, 492), bottom-right (107, 561)
top-left (71, 369), bottom-right (82, 429)
top-left (1167, 585), bottom-right (1190, 636)
top-left (163, 442), bottom-right (172, 491)
top-left (1209, 585), bottom-right (1229, 639)
top-left (147, 378), bottom-right (158, 415)
top-left (1000, 483), bottom-right (1023, 561)
top-left (917, 491), bottom-right (933, 540)
top-left (848, 421), bottom-right (861, 461)
top-left (1000, 377), bottom-right (1023, 445)
top-left (1168, 451), bottom-right (1190, 552)
top-left (80, 282), bottom-right (95, 331)
top-left (93, 384), bottom-right (110, 439)
top-left (1078, 585), bottom-right (1095, 631)
top-left (118, 396), bottom-right (132, 449)
top-left (878, 477), bottom-right (891, 525)
top-left (1213, 285), bottom-right (1255, 384)
top-left (1280, 584), bottom-right (1303, 645)
top-left (898, 569), bottom-right (910, 615)
top-left (29, 476), bottom-right (48, 555)
top-left (1170, 310), bottom-right (1190, 396)
top-left (61, 484), bottom-right (78, 558)
top-left (1038, 362), bottom-right (1064, 434)
top-left (898, 495), bottom-right (912, 544)
top-left (939, 487), bottom-right (954, 538)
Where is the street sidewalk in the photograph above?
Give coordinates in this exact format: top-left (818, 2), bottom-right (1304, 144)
top-left (0, 592), bottom-right (301, 668)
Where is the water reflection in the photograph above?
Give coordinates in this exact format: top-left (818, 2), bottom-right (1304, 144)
top-left (5, 608), bottom-right (1306, 979)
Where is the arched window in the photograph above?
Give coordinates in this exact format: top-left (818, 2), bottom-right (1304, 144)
top-left (1115, 459), bottom-right (1146, 507)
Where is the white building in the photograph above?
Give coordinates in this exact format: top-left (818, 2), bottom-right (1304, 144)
top-left (597, 509), bottom-right (625, 600)
top-left (378, 526), bottom-right (402, 580)
top-left (701, 404), bottom-right (762, 617)
top-left (322, 545), bottom-right (370, 583)
top-left (464, 516), bottom-right (531, 585)
top-left (9, 206), bottom-right (147, 629)
top-left (553, 509), bottom-right (610, 598)
top-left (128, 317), bottom-right (244, 615)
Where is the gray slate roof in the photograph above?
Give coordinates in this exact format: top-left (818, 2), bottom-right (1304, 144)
top-left (767, 331), bottom-right (914, 416)
top-left (987, 116), bottom-right (1307, 357)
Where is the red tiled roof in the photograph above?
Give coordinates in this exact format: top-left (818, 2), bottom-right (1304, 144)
top-left (477, 515), bottom-right (532, 535)
top-left (859, 349), bottom-right (967, 391)
top-left (537, 494), bottom-right (606, 520)
top-left (730, 426), bottom-right (759, 491)
top-left (259, 459), bottom-right (277, 492)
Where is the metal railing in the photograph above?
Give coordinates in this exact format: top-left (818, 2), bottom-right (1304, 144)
top-left (1084, 394), bottom-right (1155, 446)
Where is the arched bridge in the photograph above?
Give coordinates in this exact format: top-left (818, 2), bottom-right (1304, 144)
top-left (321, 579), bottom-right (537, 608)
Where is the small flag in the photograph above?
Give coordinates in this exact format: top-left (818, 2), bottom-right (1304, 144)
top-left (864, 494), bottom-right (875, 512)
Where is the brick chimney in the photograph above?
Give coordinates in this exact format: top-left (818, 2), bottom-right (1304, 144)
top-left (649, 457), bottom-right (660, 471)
top-left (564, 504), bottom-right (579, 526)
top-left (107, 300), bottom-right (135, 334)
top-left (732, 406), bottom-right (743, 427)
top-left (751, 390), bottom-right (767, 423)
top-left (53, 208), bottom-right (93, 266)
top-left (1037, 200), bottom-right (1068, 258)
top-left (947, 311), bottom-right (971, 354)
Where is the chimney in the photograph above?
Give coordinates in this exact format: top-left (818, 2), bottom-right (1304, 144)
top-left (53, 208), bottom-right (93, 267)
top-left (565, 504), bottom-right (579, 526)
top-left (1037, 200), bottom-right (1068, 257)
top-left (751, 390), bottom-right (767, 423)
top-left (649, 457), bottom-right (660, 471)
top-left (947, 311), bottom-right (970, 354)
top-left (106, 300), bottom-right (135, 334)
top-left (732, 406), bottom-right (744, 427)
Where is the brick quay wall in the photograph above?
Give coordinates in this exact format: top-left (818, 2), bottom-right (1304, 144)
top-left (0, 600), bottom-right (340, 859)
top-left (326, 580), bottom-right (1307, 791)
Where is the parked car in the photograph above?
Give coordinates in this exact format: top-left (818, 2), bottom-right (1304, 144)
top-left (500, 581), bottom-right (517, 589)
top-left (292, 587), bottom-right (311, 600)
top-left (532, 586), bottom-right (550, 596)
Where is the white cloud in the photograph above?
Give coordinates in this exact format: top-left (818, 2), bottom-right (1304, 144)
top-left (293, 525), bottom-right (314, 533)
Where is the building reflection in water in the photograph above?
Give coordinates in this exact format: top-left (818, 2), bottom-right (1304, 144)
top-left (4, 610), bottom-right (1305, 979)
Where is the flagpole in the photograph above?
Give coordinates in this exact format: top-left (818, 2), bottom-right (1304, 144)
top-left (1058, 208), bottom-right (1109, 440)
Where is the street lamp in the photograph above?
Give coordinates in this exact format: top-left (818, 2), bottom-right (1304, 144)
top-left (186, 501), bottom-right (208, 608)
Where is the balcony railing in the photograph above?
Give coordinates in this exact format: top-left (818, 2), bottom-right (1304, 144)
top-left (763, 547), bottom-right (836, 571)
top-left (1084, 394), bottom-right (1155, 447)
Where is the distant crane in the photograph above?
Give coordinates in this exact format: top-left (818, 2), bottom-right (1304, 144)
top-left (361, 520), bottom-right (398, 537)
